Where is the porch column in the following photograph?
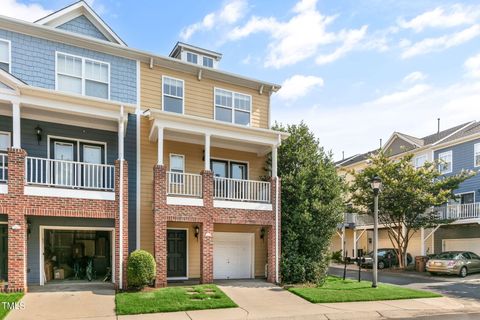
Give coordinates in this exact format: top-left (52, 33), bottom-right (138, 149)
top-left (118, 113), bottom-right (125, 160)
top-left (200, 170), bottom-right (214, 283)
top-left (12, 102), bottom-right (21, 149)
top-left (272, 145), bottom-right (278, 178)
top-left (204, 134), bottom-right (211, 171)
top-left (153, 165), bottom-right (167, 287)
top-left (353, 229), bottom-right (357, 258)
top-left (420, 227), bottom-right (425, 256)
top-left (157, 126), bottom-right (164, 166)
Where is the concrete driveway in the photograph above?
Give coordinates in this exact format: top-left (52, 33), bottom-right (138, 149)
top-left (7, 282), bottom-right (116, 320)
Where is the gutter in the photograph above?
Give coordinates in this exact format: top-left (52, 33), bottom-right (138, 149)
top-left (118, 105), bottom-right (125, 289)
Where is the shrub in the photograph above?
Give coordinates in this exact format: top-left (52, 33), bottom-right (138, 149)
top-left (127, 250), bottom-right (156, 289)
top-left (331, 250), bottom-right (343, 263)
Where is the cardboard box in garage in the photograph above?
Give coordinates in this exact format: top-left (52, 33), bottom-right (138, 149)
top-left (54, 268), bottom-right (64, 280)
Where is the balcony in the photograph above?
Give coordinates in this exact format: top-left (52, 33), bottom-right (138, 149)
top-left (0, 154), bottom-right (7, 183)
top-left (341, 212), bottom-right (374, 228)
top-left (435, 203), bottom-right (480, 221)
top-left (214, 177), bottom-right (271, 203)
top-left (167, 172), bottom-right (202, 198)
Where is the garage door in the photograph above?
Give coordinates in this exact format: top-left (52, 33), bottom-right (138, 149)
top-left (213, 232), bottom-right (253, 280)
top-left (443, 238), bottom-right (480, 256)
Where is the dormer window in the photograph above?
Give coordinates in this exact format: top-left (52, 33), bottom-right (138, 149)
top-left (203, 56), bottom-right (213, 68)
top-left (169, 43), bottom-right (222, 69)
top-left (187, 52), bottom-right (198, 64)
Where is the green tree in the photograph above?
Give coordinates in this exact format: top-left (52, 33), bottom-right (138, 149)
top-left (273, 122), bottom-right (345, 284)
top-left (349, 152), bottom-right (474, 268)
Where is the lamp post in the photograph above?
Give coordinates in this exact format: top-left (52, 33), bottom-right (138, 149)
top-left (371, 176), bottom-right (382, 288)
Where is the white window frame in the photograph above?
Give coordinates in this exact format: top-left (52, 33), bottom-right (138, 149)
top-left (0, 131), bottom-right (11, 151)
top-left (162, 75), bottom-right (185, 114)
top-left (186, 52), bottom-right (198, 64)
top-left (169, 154), bottom-right (185, 174)
top-left (414, 154), bottom-right (427, 169)
top-left (474, 143), bottom-right (480, 167)
top-left (55, 51), bottom-right (110, 100)
top-left (0, 39), bottom-right (11, 73)
top-left (214, 87), bottom-right (252, 126)
top-left (438, 150), bottom-right (453, 174)
top-left (47, 135), bottom-right (107, 164)
top-left (203, 56), bottom-right (214, 68)
top-left (455, 191), bottom-right (475, 204)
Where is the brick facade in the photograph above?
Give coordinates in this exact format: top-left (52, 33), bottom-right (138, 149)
top-left (152, 165), bottom-right (281, 287)
top-left (0, 148), bottom-right (128, 292)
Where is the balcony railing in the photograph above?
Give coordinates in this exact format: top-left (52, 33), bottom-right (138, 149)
top-left (167, 172), bottom-right (202, 197)
top-left (0, 154), bottom-right (7, 183)
top-left (342, 212), bottom-right (374, 227)
top-left (435, 203), bottom-right (480, 220)
top-left (214, 177), bottom-right (271, 203)
top-left (26, 157), bottom-right (115, 191)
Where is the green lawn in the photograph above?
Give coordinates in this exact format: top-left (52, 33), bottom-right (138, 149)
top-left (289, 276), bottom-right (441, 303)
top-left (0, 292), bottom-right (24, 320)
top-left (115, 284), bottom-right (237, 315)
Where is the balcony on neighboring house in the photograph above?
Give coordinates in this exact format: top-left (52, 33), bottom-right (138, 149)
top-left (435, 203), bottom-right (480, 221)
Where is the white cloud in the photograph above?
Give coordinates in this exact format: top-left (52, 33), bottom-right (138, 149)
top-left (228, 0), bottom-right (368, 68)
top-left (0, 0), bottom-right (51, 22)
top-left (277, 75), bottom-right (324, 101)
top-left (403, 71), bottom-right (427, 83)
top-left (180, 0), bottom-right (248, 41)
top-left (465, 53), bottom-right (480, 78)
top-left (398, 5), bottom-right (480, 33)
top-left (401, 24), bottom-right (480, 59)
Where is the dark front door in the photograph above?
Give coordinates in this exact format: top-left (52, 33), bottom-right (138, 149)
top-left (0, 224), bottom-right (7, 281)
top-left (167, 229), bottom-right (187, 278)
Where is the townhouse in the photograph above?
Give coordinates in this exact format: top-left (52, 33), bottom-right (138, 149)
top-left (334, 121), bottom-right (480, 261)
top-left (0, 1), bottom-right (284, 292)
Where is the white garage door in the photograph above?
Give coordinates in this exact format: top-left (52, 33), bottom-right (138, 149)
top-left (443, 238), bottom-right (480, 256)
top-left (214, 232), bottom-right (254, 280)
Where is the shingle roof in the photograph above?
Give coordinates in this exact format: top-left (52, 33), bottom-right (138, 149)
top-left (438, 122), bottom-right (480, 144)
top-left (421, 122), bottom-right (472, 145)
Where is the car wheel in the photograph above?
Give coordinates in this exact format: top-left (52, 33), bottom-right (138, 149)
top-left (378, 261), bottom-right (385, 269)
top-left (459, 267), bottom-right (468, 278)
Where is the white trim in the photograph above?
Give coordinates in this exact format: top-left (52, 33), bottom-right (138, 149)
top-left (136, 61), bottom-right (141, 250)
top-left (474, 143), bottom-right (480, 168)
top-left (166, 197), bottom-right (204, 206)
top-left (0, 184), bottom-right (7, 194)
top-left (0, 38), bottom-right (11, 73)
top-left (432, 121), bottom-right (476, 146)
top-left (214, 87), bottom-right (252, 126)
top-left (25, 185), bottom-right (115, 200)
top-left (166, 227), bottom-right (189, 280)
top-left (161, 75), bottom-right (184, 115)
top-left (438, 150), bottom-right (453, 174)
top-left (0, 131), bottom-right (11, 151)
top-left (210, 157), bottom-right (250, 180)
top-left (47, 135), bottom-right (108, 164)
top-left (213, 200), bottom-right (272, 211)
top-left (39, 225), bottom-right (115, 286)
top-left (55, 51), bottom-right (111, 100)
top-left (213, 232), bottom-right (255, 280)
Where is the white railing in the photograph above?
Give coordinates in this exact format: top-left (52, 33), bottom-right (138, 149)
top-left (435, 203), bottom-right (480, 220)
top-left (214, 177), bottom-right (271, 203)
top-left (167, 172), bottom-right (202, 197)
top-left (26, 157), bottom-right (115, 191)
top-left (343, 212), bottom-right (374, 226)
top-left (0, 154), bottom-right (7, 183)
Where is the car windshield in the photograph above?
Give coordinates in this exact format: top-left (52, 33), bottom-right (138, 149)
top-left (435, 252), bottom-right (461, 260)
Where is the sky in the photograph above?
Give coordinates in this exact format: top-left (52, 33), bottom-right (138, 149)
top-left (2, 0), bottom-right (480, 160)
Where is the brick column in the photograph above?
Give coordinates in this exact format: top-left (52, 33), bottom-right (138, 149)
top-left (200, 170), bottom-right (214, 283)
top-left (267, 177), bottom-right (281, 284)
top-left (7, 148), bottom-right (27, 292)
top-left (153, 165), bottom-right (167, 287)
top-left (114, 160), bottom-right (128, 289)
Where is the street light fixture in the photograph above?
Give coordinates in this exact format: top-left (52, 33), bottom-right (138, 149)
top-left (371, 176), bottom-right (382, 288)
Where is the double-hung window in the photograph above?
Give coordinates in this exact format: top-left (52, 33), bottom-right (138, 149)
top-left (438, 151), bottom-right (452, 174)
top-left (475, 143), bottom-right (480, 167)
top-left (170, 154), bottom-right (185, 184)
top-left (56, 52), bottom-right (110, 99)
top-left (214, 88), bottom-right (251, 125)
top-left (414, 154), bottom-right (427, 169)
top-left (0, 132), bottom-right (10, 151)
top-left (203, 56), bottom-right (213, 68)
top-left (0, 39), bottom-right (10, 72)
top-left (187, 52), bottom-right (198, 64)
top-left (162, 76), bottom-right (184, 114)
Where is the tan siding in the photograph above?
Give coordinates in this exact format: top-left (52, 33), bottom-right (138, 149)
top-left (140, 62), bottom-right (270, 129)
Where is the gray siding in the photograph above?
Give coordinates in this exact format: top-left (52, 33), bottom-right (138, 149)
top-left (57, 15), bottom-right (109, 41)
top-left (124, 114), bottom-right (137, 252)
top-left (434, 224), bottom-right (480, 253)
top-left (27, 216), bottom-right (114, 284)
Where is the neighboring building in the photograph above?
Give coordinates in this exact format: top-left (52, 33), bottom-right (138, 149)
top-left (334, 121), bottom-right (480, 260)
top-left (0, 1), bottom-right (285, 292)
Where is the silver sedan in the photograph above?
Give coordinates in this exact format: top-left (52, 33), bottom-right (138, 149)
top-left (426, 251), bottom-right (480, 277)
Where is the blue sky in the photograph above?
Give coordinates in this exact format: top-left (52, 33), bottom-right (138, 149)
top-left (3, 0), bottom-right (480, 160)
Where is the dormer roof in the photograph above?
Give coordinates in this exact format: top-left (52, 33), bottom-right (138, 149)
top-left (169, 42), bottom-right (222, 61)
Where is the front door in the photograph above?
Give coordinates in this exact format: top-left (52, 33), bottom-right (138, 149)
top-left (0, 225), bottom-right (7, 281)
top-left (167, 229), bottom-right (187, 278)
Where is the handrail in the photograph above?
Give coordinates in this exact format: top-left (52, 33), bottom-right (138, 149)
top-left (213, 176), bottom-right (271, 203)
top-left (167, 172), bottom-right (202, 197)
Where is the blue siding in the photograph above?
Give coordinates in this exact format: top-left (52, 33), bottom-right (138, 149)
top-left (27, 216), bottom-right (114, 285)
top-left (57, 15), bottom-right (109, 41)
top-left (434, 138), bottom-right (480, 199)
top-left (0, 29), bottom-right (136, 104)
top-left (125, 114), bottom-right (137, 252)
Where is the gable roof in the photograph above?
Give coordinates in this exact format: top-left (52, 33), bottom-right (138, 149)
top-left (34, 1), bottom-right (126, 46)
top-left (169, 42), bottom-right (223, 61)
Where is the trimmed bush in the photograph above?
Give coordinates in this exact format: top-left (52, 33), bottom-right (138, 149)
top-left (127, 250), bottom-right (156, 289)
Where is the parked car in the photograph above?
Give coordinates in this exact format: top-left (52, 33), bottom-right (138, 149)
top-left (426, 251), bottom-right (480, 277)
top-left (361, 248), bottom-right (413, 269)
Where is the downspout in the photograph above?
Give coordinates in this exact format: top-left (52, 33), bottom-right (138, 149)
top-left (118, 105), bottom-right (125, 289)
top-left (275, 134), bottom-right (281, 284)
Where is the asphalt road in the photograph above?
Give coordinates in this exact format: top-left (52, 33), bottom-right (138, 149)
top-left (328, 265), bottom-right (480, 300)
top-left (397, 313), bottom-right (480, 320)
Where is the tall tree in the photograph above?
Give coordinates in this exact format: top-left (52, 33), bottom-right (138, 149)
top-left (349, 152), bottom-right (474, 268)
top-left (274, 122), bottom-right (345, 284)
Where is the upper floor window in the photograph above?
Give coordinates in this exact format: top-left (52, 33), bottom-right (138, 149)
top-left (214, 88), bottom-right (251, 126)
top-left (438, 150), bottom-right (452, 174)
top-left (56, 52), bottom-right (110, 99)
top-left (170, 154), bottom-right (185, 174)
top-left (162, 76), bottom-right (184, 114)
top-left (0, 132), bottom-right (11, 151)
top-left (187, 52), bottom-right (198, 64)
top-left (203, 56), bottom-right (213, 68)
top-left (0, 39), bottom-right (10, 72)
top-left (475, 143), bottom-right (480, 167)
top-left (414, 154), bottom-right (427, 169)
